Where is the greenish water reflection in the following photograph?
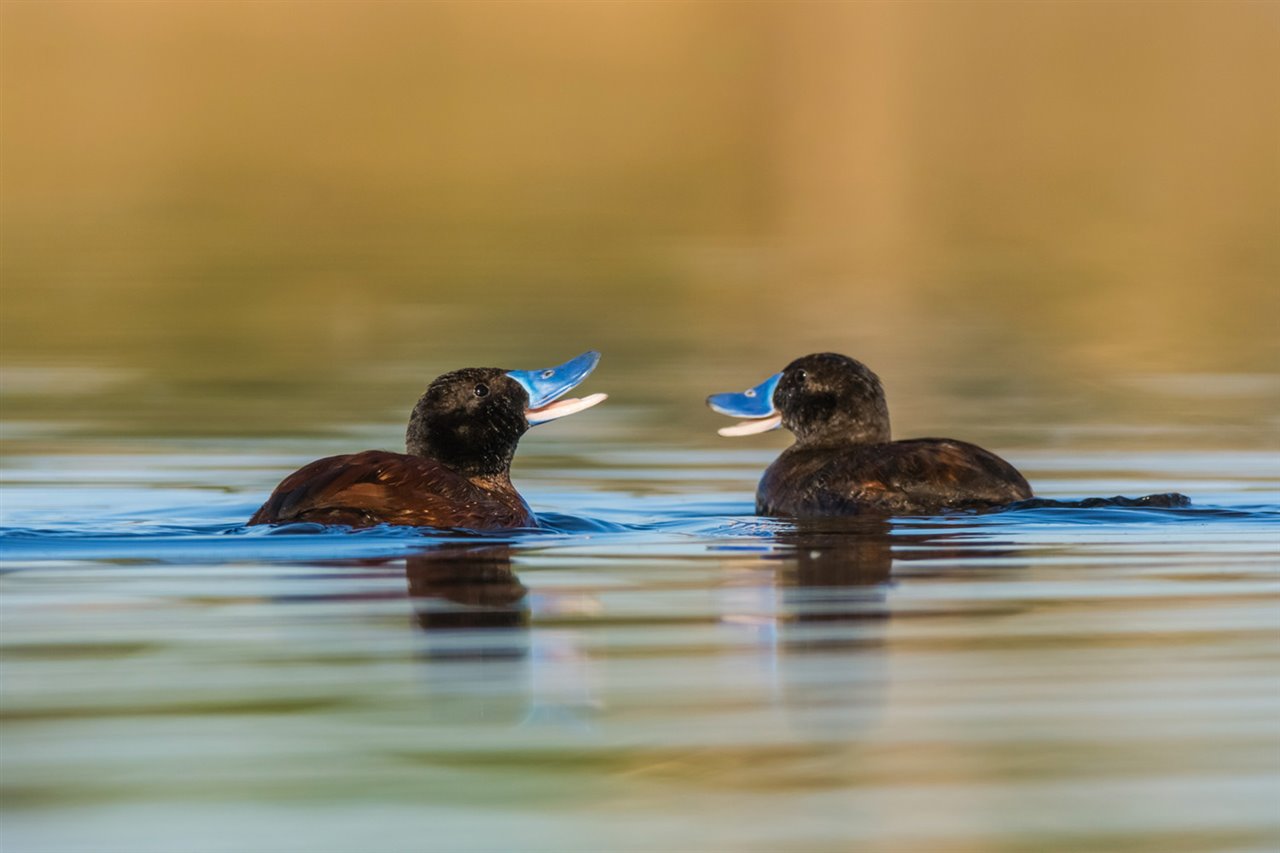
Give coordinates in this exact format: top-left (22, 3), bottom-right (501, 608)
top-left (2, 3), bottom-right (1279, 852)
top-left (2, 1), bottom-right (1277, 444)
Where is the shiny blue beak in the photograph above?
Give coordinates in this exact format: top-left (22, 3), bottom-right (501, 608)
top-left (707, 372), bottom-right (784, 437)
top-left (707, 372), bottom-right (782, 418)
top-left (507, 350), bottom-right (606, 425)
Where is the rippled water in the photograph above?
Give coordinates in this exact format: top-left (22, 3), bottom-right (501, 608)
top-left (4, 3), bottom-right (1279, 849)
top-left (3, 435), bottom-right (1277, 852)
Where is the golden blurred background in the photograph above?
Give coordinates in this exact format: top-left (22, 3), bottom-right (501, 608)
top-left (2, 0), bottom-right (1277, 444)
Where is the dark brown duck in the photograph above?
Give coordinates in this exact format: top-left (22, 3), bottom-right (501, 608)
top-left (249, 351), bottom-right (606, 530)
top-left (707, 352), bottom-right (1033, 516)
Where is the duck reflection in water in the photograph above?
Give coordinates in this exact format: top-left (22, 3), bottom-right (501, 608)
top-left (763, 517), bottom-right (1022, 739)
top-left (394, 543), bottom-right (533, 727)
top-left (774, 516), bottom-right (1021, 626)
top-left (751, 517), bottom-right (895, 740)
top-left (405, 543), bottom-right (528, 635)
top-left (779, 517), bottom-right (896, 603)
top-left (396, 521), bottom-right (1024, 739)
top-left (403, 542), bottom-right (600, 730)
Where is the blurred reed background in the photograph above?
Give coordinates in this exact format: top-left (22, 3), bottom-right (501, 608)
top-left (2, 0), bottom-right (1277, 446)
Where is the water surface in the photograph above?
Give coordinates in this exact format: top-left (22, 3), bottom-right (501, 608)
top-left (2, 433), bottom-right (1277, 852)
top-left (3, 3), bottom-right (1278, 849)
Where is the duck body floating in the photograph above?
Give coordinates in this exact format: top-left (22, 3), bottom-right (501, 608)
top-left (249, 351), bottom-right (606, 530)
top-left (708, 352), bottom-right (1032, 516)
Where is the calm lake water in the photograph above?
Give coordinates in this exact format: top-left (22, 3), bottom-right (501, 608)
top-left (2, 420), bottom-right (1278, 852)
top-left (3, 2), bottom-right (1279, 850)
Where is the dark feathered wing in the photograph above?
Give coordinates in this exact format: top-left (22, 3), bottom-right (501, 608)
top-left (760, 439), bottom-right (1032, 516)
top-left (247, 450), bottom-right (534, 530)
top-left (849, 439), bottom-right (1033, 511)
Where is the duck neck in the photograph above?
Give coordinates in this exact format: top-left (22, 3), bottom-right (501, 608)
top-left (791, 413), bottom-right (891, 448)
top-left (406, 404), bottom-right (520, 482)
top-left (467, 470), bottom-right (517, 492)
top-left (407, 436), bottom-right (516, 483)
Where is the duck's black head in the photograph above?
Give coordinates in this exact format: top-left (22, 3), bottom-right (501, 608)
top-left (406, 351), bottom-right (606, 479)
top-left (707, 352), bottom-right (891, 446)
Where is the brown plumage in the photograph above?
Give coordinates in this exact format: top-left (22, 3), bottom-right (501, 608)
top-left (247, 450), bottom-right (534, 529)
top-left (710, 353), bottom-right (1034, 517)
top-left (757, 438), bottom-right (1032, 516)
top-left (247, 355), bottom-right (604, 530)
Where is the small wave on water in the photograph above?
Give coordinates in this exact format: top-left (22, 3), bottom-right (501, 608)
top-left (1, 491), bottom-right (1275, 567)
top-left (1003, 492), bottom-right (1192, 509)
top-left (968, 493), bottom-right (1280, 527)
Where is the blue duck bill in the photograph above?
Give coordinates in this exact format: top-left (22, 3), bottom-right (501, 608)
top-left (706, 372), bottom-right (783, 418)
top-left (507, 350), bottom-right (601, 409)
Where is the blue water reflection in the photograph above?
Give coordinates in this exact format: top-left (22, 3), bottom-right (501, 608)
top-left (2, 441), bottom-right (1278, 853)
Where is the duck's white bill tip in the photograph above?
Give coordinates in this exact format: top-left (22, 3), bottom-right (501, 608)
top-left (527, 392), bottom-right (608, 425)
top-left (717, 413), bottom-right (783, 437)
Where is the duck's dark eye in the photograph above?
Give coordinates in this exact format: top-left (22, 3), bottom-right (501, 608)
top-left (474, 383), bottom-right (490, 398)
top-left (794, 369), bottom-right (807, 383)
